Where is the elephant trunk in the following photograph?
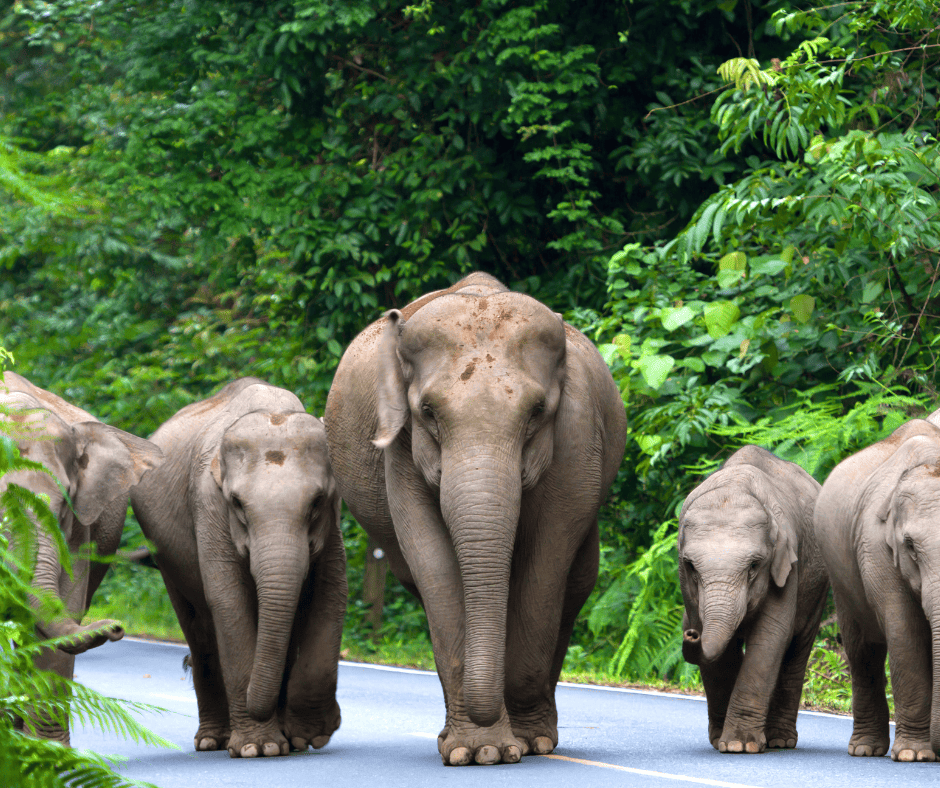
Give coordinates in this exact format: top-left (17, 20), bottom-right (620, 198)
top-left (682, 628), bottom-right (703, 665)
top-left (928, 591), bottom-right (940, 755)
top-left (441, 442), bottom-right (521, 729)
top-left (698, 580), bottom-right (747, 664)
top-left (247, 530), bottom-right (310, 721)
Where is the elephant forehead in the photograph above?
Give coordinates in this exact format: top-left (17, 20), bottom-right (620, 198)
top-left (402, 292), bottom-right (564, 353)
top-left (682, 493), bottom-right (769, 530)
top-left (222, 412), bottom-right (328, 461)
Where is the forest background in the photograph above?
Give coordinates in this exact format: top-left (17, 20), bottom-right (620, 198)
top-left (2, 0), bottom-right (940, 706)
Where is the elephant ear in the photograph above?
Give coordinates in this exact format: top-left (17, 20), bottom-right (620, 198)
top-left (69, 422), bottom-right (165, 525)
top-left (372, 309), bottom-right (409, 449)
top-left (869, 434), bottom-right (940, 567)
top-left (747, 469), bottom-right (798, 588)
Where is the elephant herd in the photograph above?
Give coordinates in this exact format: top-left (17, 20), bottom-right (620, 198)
top-left (1, 271), bottom-right (938, 767)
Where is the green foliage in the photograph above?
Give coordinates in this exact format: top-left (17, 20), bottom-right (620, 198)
top-left (0, 349), bottom-right (174, 787)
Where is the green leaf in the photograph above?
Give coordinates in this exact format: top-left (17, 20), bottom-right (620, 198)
top-left (634, 354), bottom-right (675, 389)
top-left (789, 294), bottom-right (815, 324)
top-left (749, 258), bottom-right (788, 277)
top-left (718, 251), bottom-right (746, 271)
top-left (703, 301), bottom-right (741, 338)
top-left (660, 306), bottom-right (696, 332)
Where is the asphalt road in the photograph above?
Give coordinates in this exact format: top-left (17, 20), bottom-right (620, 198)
top-left (72, 638), bottom-right (936, 788)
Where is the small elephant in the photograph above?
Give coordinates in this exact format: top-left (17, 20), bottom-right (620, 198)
top-left (131, 378), bottom-right (346, 758)
top-left (325, 272), bottom-right (626, 765)
top-left (678, 445), bottom-right (828, 754)
top-left (814, 410), bottom-right (940, 762)
top-left (0, 371), bottom-right (164, 744)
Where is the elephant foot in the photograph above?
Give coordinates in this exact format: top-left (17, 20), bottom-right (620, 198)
top-left (437, 711), bottom-right (523, 766)
top-left (717, 722), bottom-right (765, 754)
top-left (508, 709), bottom-right (558, 756)
top-left (227, 722), bottom-right (289, 758)
top-left (847, 731), bottom-right (888, 758)
top-left (891, 735), bottom-right (936, 762)
top-left (708, 721), bottom-right (724, 750)
top-left (193, 723), bottom-right (230, 752)
top-left (766, 725), bottom-right (798, 750)
top-left (282, 700), bottom-right (342, 751)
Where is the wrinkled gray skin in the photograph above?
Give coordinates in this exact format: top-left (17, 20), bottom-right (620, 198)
top-left (0, 371), bottom-right (164, 744)
top-left (678, 445), bottom-right (828, 754)
top-left (325, 273), bottom-right (626, 766)
top-left (814, 408), bottom-right (940, 763)
top-left (131, 378), bottom-right (346, 759)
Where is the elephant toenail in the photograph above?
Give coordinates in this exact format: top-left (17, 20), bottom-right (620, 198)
top-left (475, 745), bottom-right (499, 765)
top-left (534, 736), bottom-right (554, 754)
top-left (448, 747), bottom-right (472, 766)
top-left (312, 735), bottom-right (331, 749)
top-left (503, 745), bottom-right (522, 763)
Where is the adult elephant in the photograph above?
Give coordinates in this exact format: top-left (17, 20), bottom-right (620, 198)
top-left (324, 272), bottom-right (627, 766)
top-left (0, 371), bottom-right (164, 743)
top-left (814, 409), bottom-right (940, 762)
top-left (131, 378), bottom-right (346, 758)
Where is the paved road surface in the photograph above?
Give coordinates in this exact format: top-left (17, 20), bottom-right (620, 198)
top-left (72, 638), bottom-right (935, 787)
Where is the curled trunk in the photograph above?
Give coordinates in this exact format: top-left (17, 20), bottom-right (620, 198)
top-left (441, 444), bottom-right (521, 728)
top-left (246, 532), bottom-right (310, 721)
top-left (698, 580), bottom-right (747, 664)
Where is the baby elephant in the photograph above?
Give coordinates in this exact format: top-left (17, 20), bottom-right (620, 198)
top-left (131, 378), bottom-right (346, 758)
top-left (678, 445), bottom-right (828, 754)
top-left (815, 412), bottom-right (940, 762)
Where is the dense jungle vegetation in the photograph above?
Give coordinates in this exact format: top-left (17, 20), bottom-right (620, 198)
top-left (2, 0), bottom-right (940, 738)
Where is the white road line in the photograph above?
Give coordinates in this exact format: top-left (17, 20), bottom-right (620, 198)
top-left (543, 753), bottom-right (765, 787)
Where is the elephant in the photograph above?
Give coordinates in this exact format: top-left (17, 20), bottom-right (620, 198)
top-left (678, 445), bottom-right (828, 754)
top-left (324, 272), bottom-right (627, 766)
top-left (814, 409), bottom-right (940, 762)
top-left (130, 378), bottom-right (346, 758)
top-left (0, 371), bottom-right (164, 744)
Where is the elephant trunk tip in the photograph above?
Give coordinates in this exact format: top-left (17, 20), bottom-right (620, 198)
top-left (682, 628), bottom-right (703, 665)
top-left (246, 682), bottom-right (278, 722)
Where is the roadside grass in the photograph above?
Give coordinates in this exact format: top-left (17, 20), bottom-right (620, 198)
top-left (89, 564), bottom-right (860, 716)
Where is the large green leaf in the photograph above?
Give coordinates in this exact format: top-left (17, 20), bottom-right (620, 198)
top-left (703, 301), bottom-right (741, 338)
top-left (634, 354), bottom-right (675, 389)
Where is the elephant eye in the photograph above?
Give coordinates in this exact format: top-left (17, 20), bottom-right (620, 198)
top-left (531, 400), bottom-right (546, 419)
top-left (904, 536), bottom-right (917, 559)
top-left (421, 402), bottom-right (435, 419)
top-left (311, 493), bottom-right (323, 510)
top-left (684, 559), bottom-right (696, 578)
top-left (231, 494), bottom-right (244, 511)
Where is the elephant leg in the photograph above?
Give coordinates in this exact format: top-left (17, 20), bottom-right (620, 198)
top-left (197, 535), bottom-right (288, 759)
top-left (281, 537), bottom-right (346, 751)
top-left (766, 585), bottom-right (827, 749)
top-left (717, 581), bottom-right (796, 754)
top-left (504, 518), bottom-right (598, 756)
top-left (384, 446), bottom-right (522, 766)
top-left (161, 573), bottom-right (230, 752)
top-left (699, 640), bottom-right (743, 749)
top-left (838, 602), bottom-right (889, 757)
top-left (884, 602), bottom-right (934, 762)
top-left (20, 646), bottom-right (74, 745)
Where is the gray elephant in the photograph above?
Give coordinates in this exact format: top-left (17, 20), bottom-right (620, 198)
top-left (0, 371), bottom-right (164, 743)
top-left (678, 445), bottom-right (828, 754)
top-left (814, 410), bottom-right (940, 762)
top-left (131, 378), bottom-right (346, 758)
top-left (324, 272), bottom-right (626, 766)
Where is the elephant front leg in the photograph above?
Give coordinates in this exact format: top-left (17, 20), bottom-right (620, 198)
top-left (504, 519), bottom-right (599, 756)
top-left (200, 555), bottom-right (288, 759)
top-left (281, 541), bottom-right (346, 751)
top-left (385, 449), bottom-right (523, 766)
top-left (715, 584), bottom-right (796, 754)
top-left (884, 606), bottom-right (934, 762)
top-left (18, 647), bottom-right (74, 745)
top-left (836, 602), bottom-right (890, 758)
top-left (699, 640), bottom-right (743, 749)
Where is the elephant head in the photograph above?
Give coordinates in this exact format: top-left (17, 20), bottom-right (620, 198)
top-left (678, 466), bottom-right (798, 665)
top-left (372, 293), bottom-right (566, 727)
top-left (209, 410), bottom-right (338, 722)
top-left (0, 395), bottom-right (164, 653)
top-left (868, 433), bottom-right (940, 753)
